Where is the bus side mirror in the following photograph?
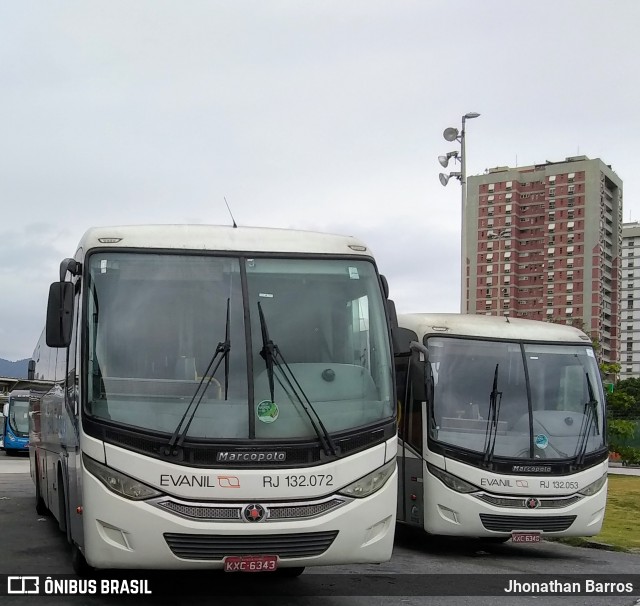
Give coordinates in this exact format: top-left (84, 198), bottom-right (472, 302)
top-left (380, 274), bottom-right (401, 354)
top-left (2, 403), bottom-right (8, 417)
top-left (380, 274), bottom-right (390, 299)
top-left (46, 281), bottom-right (74, 348)
top-left (409, 341), bottom-right (428, 401)
top-left (27, 360), bottom-right (36, 380)
top-left (386, 299), bottom-right (401, 353)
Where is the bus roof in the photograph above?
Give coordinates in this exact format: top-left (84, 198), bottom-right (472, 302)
top-left (398, 313), bottom-right (593, 345)
top-left (74, 225), bottom-right (374, 258)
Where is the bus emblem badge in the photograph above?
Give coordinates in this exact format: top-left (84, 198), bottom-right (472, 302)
top-left (525, 497), bottom-right (540, 509)
top-left (243, 504), bottom-right (267, 522)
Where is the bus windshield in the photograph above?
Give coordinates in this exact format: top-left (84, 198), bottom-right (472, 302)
top-left (8, 398), bottom-right (30, 437)
top-left (427, 336), bottom-right (605, 461)
top-left (85, 252), bottom-right (393, 440)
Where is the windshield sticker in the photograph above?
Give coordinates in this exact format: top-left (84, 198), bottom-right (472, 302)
top-left (258, 293), bottom-right (274, 298)
top-left (586, 349), bottom-right (595, 358)
top-left (257, 400), bottom-right (279, 424)
top-left (534, 434), bottom-right (549, 450)
top-left (348, 267), bottom-right (360, 280)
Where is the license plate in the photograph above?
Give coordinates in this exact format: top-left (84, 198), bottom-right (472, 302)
top-left (511, 532), bottom-right (541, 543)
top-left (223, 555), bottom-right (278, 572)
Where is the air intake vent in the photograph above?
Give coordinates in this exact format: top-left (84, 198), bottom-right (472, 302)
top-left (479, 514), bottom-right (576, 532)
top-left (164, 531), bottom-right (339, 560)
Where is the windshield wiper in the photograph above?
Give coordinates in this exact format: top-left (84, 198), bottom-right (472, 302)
top-left (575, 372), bottom-right (600, 465)
top-left (483, 363), bottom-right (502, 465)
top-left (257, 302), bottom-right (337, 458)
top-left (164, 298), bottom-right (231, 456)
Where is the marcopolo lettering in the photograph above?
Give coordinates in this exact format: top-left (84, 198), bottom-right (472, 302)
top-left (512, 465), bottom-right (553, 473)
top-left (216, 451), bottom-right (286, 462)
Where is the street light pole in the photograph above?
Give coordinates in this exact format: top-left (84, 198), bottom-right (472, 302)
top-left (439, 112), bottom-right (480, 314)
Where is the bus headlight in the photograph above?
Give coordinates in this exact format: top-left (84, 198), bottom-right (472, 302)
top-left (427, 463), bottom-right (479, 494)
top-left (338, 460), bottom-right (396, 498)
top-left (83, 455), bottom-right (162, 500)
top-left (578, 473), bottom-right (607, 496)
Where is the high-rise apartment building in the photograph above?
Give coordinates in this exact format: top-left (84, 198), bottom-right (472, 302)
top-left (466, 156), bottom-right (623, 365)
top-left (621, 222), bottom-right (640, 378)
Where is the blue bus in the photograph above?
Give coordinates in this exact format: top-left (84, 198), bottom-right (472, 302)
top-left (1, 390), bottom-right (30, 455)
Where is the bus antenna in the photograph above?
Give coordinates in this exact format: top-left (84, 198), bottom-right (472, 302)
top-left (224, 197), bottom-right (238, 228)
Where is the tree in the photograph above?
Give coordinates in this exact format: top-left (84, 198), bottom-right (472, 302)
top-left (606, 378), bottom-right (640, 466)
top-left (608, 378), bottom-right (640, 418)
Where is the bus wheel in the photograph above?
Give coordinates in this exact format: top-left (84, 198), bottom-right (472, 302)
top-left (71, 544), bottom-right (93, 577)
top-left (35, 460), bottom-right (50, 516)
top-left (277, 567), bottom-right (305, 577)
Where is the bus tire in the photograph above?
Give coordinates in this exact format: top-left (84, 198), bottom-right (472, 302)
top-left (277, 567), bottom-right (305, 577)
top-left (71, 543), bottom-right (93, 577)
top-left (35, 459), bottom-right (50, 516)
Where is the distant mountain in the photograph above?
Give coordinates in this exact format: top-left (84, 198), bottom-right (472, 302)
top-left (0, 358), bottom-right (29, 379)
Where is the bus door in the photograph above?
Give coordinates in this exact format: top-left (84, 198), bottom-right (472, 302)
top-left (0, 403), bottom-right (6, 448)
top-left (395, 331), bottom-right (427, 528)
top-left (62, 280), bottom-right (83, 545)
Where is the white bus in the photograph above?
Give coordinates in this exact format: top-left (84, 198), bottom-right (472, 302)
top-left (29, 225), bottom-right (398, 575)
top-left (395, 313), bottom-right (608, 543)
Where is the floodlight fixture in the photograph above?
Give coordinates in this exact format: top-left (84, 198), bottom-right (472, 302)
top-left (443, 127), bottom-right (459, 142)
top-left (439, 172), bottom-right (461, 186)
top-left (438, 151), bottom-right (459, 168)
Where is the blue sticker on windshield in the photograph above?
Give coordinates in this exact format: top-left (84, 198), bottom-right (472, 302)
top-left (534, 434), bottom-right (549, 450)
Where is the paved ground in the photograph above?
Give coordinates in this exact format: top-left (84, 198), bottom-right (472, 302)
top-left (608, 461), bottom-right (640, 476)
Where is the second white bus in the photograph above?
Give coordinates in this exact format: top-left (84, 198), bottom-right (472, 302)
top-left (395, 313), bottom-right (608, 543)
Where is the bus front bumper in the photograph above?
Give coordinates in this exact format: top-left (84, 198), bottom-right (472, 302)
top-left (81, 469), bottom-right (397, 570)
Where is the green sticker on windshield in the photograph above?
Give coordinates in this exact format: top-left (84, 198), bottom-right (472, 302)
top-left (257, 400), bottom-right (279, 424)
top-left (535, 434), bottom-right (549, 450)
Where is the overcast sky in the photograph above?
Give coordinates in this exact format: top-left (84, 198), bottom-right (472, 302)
top-left (1, 1), bottom-right (639, 361)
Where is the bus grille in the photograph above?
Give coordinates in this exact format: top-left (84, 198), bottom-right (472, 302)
top-left (479, 514), bottom-right (576, 532)
top-left (475, 494), bottom-right (583, 509)
top-left (163, 530), bottom-right (339, 560)
top-left (157, 498), bottom-right (345, 521)
top-left (158, 502), bottom-right (241, 520)
top-left (269, 499), bottom-right (345, 520)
